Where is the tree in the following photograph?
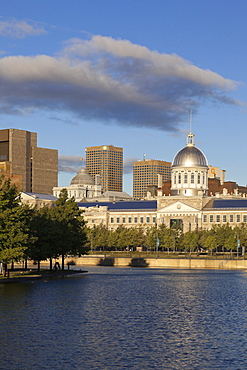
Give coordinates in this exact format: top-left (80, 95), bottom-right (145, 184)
top-left (85, 225), bottom-right (109, 251)
top-left (201, 232), bottom-right (218, 255)
top-left (182, 231), bottom-right (199, 254)
top-left (0, 177), bottom-right (35, 276)
top-left (29, 189), bottom-right (87, 270)
top-left (28, 206), bottom-right (57, 271)
top-left (158, 224), bottom-right (176, 252)
top-left (49, 189), bottom-right (87, 269)
top-left (145, 226), bottom-right (157, 252)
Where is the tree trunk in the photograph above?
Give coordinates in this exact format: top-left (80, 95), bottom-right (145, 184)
top-left (62, 255), bottom-right (65, 270)
top-left (37, 260), bottom-right (40, 272)
top-left (50, 258), bottom-right (52, 271)
top-left (3, 263), bottom-right (8, 277)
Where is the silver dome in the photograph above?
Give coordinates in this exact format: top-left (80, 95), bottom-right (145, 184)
top-left (70, 167), bottom-right (95, 185)
top-left (172, 146), bottom-right (208, 168)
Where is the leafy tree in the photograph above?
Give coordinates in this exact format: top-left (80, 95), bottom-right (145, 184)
top-left (107, 229), bottom-right (119, 251)
top-left (210, 224), bottom-right (233, 252)
top-left (201, 232), bottom-right (218, 255)
top-left (145, 226), bottom-right (157, 252)
top-left (0, 177), bottom-right (35, 275)
top-left (49, 189), bottom-right (87, 269)
top-left (158, 224), bottom-right (177, 252)
top-left (86, 225), bottom-right (109, 251)
top-left (28, 206), bottom-right (57, 271)
top-left (114, 226), bottom-right (130, 251)
top-left (29, 189), bottom-right (87, 270)
top-left (182, 231), bottom-right (199, 254)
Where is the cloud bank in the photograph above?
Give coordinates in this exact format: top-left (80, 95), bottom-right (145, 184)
top-left (59, 155), bottom-right (138, 175)
top-left (58, 155), bottom-right (84, 173)
top-left (0, 34), bottom-right (241, 131)
top-left (0, 18), bottom-right (46, 38)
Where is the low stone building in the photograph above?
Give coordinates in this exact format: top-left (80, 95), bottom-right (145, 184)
top-left (79, 200), bottom-right (157, 230)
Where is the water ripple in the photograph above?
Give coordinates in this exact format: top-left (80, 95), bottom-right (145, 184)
top-left (0, 268), bottom-right (247, 369)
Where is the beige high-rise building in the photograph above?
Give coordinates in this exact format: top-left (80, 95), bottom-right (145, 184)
top-left (85, 145), bottom-right (123, 192)
top-left (0, 129), bottom-right (58, 194)
top-left (133, 159), bottom-right (171, 199)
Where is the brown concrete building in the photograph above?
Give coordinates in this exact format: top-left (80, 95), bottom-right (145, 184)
top-left (85, 145), bottom-right (123, 193)
top-left (0, 129), bottom-right (58, 194)
top-left (133, 159), bottom-right (171, 199)
top-left (0, 161), bottom-right (22, 190)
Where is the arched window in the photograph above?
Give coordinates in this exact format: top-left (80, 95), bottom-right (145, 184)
top-left (178, 173), bottom-right (181, 184)
top-left (191, 173), bottom-right (194, 184)
top-left (197, 173), bottom-right (200, 184)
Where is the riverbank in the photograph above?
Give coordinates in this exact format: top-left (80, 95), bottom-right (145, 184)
top-left (40, 255), bottom-right (247, 270)
top-left (0, 268), bottom-right (88, 283)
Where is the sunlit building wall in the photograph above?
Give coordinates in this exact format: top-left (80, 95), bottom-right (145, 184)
top-left (133, 159), bottom-right (171, 199)
top-left (85, 145), bottom-right (123, 193)
top-left (0, 128), bottom-right (58, 194)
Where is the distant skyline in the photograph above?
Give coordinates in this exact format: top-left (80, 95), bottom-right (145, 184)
top-left (1, 1), bottom-right (247, 194)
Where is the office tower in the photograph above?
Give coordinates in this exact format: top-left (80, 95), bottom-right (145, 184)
top-left (85, 145), bottom-right (123, 192)
top-left (0, 128), bottom-right (58, 194)
top-left (133, 159), bottom-right (171, 199)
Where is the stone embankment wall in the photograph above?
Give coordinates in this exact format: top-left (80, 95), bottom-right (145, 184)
top-left (63, 256), bottom-right (247, 270)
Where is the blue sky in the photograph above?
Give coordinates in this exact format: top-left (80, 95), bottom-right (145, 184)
top-left (1, 0), bottom-right (247, 194)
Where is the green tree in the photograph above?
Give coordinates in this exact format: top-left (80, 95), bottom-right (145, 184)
top-left (29, 189), bottom-right (87, 270)
top-left (182, 231), bottom-right (199, 254)
top-left (86, 225), bottom-right (110, 251)
top-left (201, 232), bottom-right (218, 255)
top-left (0, 178), bottom-right (35, 275)
top-left (49, 189), bottom-right (87, 269)
top-left (158, 224), bottom-right (177, 252)
top-left (28, 206), bottom-right (56, 271)
top-left (145, 226), bottom-right (157, 252)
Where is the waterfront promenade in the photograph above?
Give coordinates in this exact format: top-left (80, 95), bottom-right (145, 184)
top-left (36, 254), bottom-right (247, 270)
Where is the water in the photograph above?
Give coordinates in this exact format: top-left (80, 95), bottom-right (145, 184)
top-left (0, 267), bottom-right (247, 370)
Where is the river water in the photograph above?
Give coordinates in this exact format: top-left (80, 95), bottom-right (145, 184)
top-left (0, 266), bottom-right (247, 370)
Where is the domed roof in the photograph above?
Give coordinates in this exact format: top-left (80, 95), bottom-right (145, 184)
top-left (70, 167), bottom-right (95, 185)
top-left (172, 146), bottom-right (208, 168)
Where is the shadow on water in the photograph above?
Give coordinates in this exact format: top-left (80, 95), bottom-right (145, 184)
top-left (98, 257), bottom-right (115, 266)
top-left (129, 257), bottom-right (149, 267)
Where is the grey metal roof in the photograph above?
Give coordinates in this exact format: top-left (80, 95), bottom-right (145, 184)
top-left (24, 192), bottom-right (58, 201)
top-left (70, 167), bottom-right (95, 185)
top-left (172, 146), bottom-right (208, 168)
top-left (78, 200), bottom-right (157, 211)
top-left (203, 199), bottom-right (247, 210)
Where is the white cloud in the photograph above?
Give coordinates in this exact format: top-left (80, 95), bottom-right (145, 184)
top-left (124, 158), bottom-right (139, 174)
top-left (58, 155), bottom-right (83, 173)
top-left (59, 154), bottom-right (138, 175)
top-left (0, 35), bottom-right (242, 131)
top-left (0, 18), bottom-right (46, 38)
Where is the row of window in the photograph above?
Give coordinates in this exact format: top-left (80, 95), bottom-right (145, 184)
top-left (203, 214), bottom-right (247, 223)
top-left (173, 171), bottom-right (206, 185)
top-left (110, 216), bottom-right (156, 224)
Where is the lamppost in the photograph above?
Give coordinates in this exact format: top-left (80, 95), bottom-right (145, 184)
top-left (235, 233), bottom-right (240, 259)
top-left (156, 237), bottom-right (160, 259)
